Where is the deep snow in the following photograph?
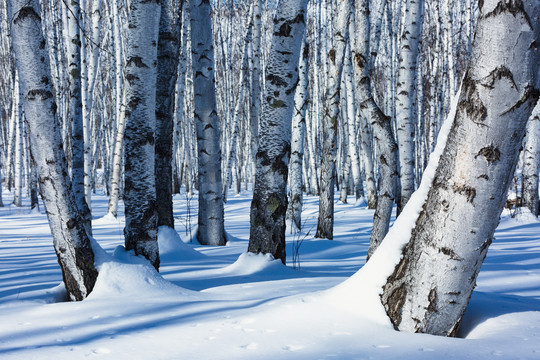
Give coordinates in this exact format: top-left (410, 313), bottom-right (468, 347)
top-left (0, 187), bottom-right (539, 359)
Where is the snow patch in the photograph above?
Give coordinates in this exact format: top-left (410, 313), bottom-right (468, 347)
top-left (220, 252), bottom-right (284, 276)
top-left (158, 225), bottom-right (206, 262)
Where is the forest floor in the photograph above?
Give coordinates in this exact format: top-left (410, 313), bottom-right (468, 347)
top-left (0, 187), bottom-right (539, 359)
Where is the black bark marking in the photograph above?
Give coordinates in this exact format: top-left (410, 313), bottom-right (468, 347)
top-left (328, 49), bottom-right (336, 64)
top-left (460, 72), bottom-right (488, 126)
top-left (483, 0), bottom-right (533, 30)
top-left (452, 184), bottom-right (477, 203)
top-left (27, 89), bottom-right (53, 101)
top-left (66, 218), bottom-right (77, 229)
top-left (126, 56), bottom-right (149, 68)
top-left (480, 66), bottom-right (517, 90)
top-left (266, 74), bottom-right (288, 87)
top-left (476, 145), bottom-right (501, 164)
top-left (14, 7), bottom-right (41, 24)
top-left (440, 247), bottom-right (462, 261)
top-left (426, 287), bottom-right (438, 314)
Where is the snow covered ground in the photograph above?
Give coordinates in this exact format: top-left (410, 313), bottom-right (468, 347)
top-left (0, 188), bottom-right (539, 359)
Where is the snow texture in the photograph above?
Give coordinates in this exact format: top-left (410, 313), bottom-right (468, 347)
top-left (0, 176), bottom-right (539, 359)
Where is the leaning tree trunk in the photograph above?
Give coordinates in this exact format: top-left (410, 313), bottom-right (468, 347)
top-left (155, 0), bottom-right (182, 229)
top-left (248, 0), bottom-right (308, 263)
top-left (9, 0), bottom-right (98, 300)
top-left (190, 0), bottom-right (226, 246)
top-left (381, 0), bottom-right (540, 336)
top-left (353, 0), bottom-right (398, 258)
top-left (288, 37), bottom-right (309, 231)
top-left (315, 0), bottom-right (351, 240)
top-left (123, 0), bottom-right (161, 269)
top-left (522, 103), bottom-right (540, 216)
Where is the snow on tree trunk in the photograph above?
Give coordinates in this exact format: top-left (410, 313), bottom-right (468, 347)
top-left (156, 0), bottom-right (181, 229)
top-left (395, 0), bottom-right (423, 214)
top-left (315, 0), bottom-right (351, 240)
top-left (522, 103), bottom-right (540, 216)
top-left (381, 0), bottom-right (540, 336)
top-left (190, 0), bottom-right (226, 246)
top-left (123, 0), bottom-right (161, 269)
top-left (288, 38), bottom-right (309, 231)
top-left (248, 0), bottom-right (307, 263)
top-left (66, 0), bottom-right (92, 236)
top-left (354, 0), bottom-right (398, 257)
top-left (9, 0), bottom-right (98, 300)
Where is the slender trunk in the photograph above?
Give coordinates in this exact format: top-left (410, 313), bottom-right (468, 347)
top-left (522, 104), bottom-right (540, 216)
top-left (288, 38), bottom-right (309, 231)
top-left (156, 0), bottom-right (182, 228)
top-left (354, 0), bottom-right (398, 257)
top-left (315, 0), bottom-right (351, 240)
top-left (395, 0), bottom-right (423, 214)
top-left (190, 0), bottom-right (226, 246)
top-left (66, 0), bottom-right (93, 236)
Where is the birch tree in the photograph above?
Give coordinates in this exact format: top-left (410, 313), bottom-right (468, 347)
top-left (248, 0), bottom-right (308, 263)
top-left (315, 0), bottom-right (351, 240)
top-left (522, 103), bottom-right (540, 216)
top-left (66, 0), bottom-right (92, 236)
top-left (288, 37), bottom-right (309, 231)
top-left (381, 0), bottom-right (540, 336)
top-left (9, 0), bottom-right (98, 300)
top-left (123, 0), bottom-right (161, 269)
top-left (395, 0), bottom-right (424, 213)
top-left (156, 0), bottom-right (182, 229)
top-left (354, 0), bottom-right (398, 257)
top-left (190, 0), bottom-right (226, 246)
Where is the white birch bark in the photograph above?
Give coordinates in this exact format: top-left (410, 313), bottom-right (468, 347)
top-left (123, 0), bottom-right (161, 269)
top-left (190, 0), bottom-right (226, 246)
top-left (315, 0), bottom-right (351, 240)
top-left (395, 0), bottom-right (423, 213)
top-left (66, 0), bottom-right (92, 236)
top-left (381, 0), bottom-right (540, 336)
top-left (248, 0), bottom-right (307, 263)
top-left (106, 2), bottom-right (126, 217)
top-left (13, 86), bottom-right (22, 207)
top-left (288, 37), bottom-right (309, 231)
top-left (354, 0), bottom-right (399, 257)
top-left (9, 0), bottom-right (98, 300)
top-left (522, 103), bottom-right (540, 216)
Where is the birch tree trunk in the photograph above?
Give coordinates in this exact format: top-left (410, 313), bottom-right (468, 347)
top-left (381, 0), bottom-right (540, 336)
top-left (9, 0), bottom-right (98, 300)
top-left (522, 103), bottom-right (540, 216)
top-left (395, 0), bottom-right (423, 214)
top-left (288, 38), bottom-right (309, 231)
top-left (67, 0), bottom-right (92, 236)
top-left (354, 0), bottom-right (398, 257)
top-left (106, 2), bottom-right (126, 217)
top-left (248, 0), bottom-right (307, 263)
top-left (315, 0), bottom-right (351, 240)
top-left (190, 0), bottom-right (226, 246)
top-left (123, 0), bottom-right (161, 269)
top-left (155, 0), bottom-right (182, 229)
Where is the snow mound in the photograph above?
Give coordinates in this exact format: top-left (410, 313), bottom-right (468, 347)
top-left (220, 252), bottom-right (284, 276)
top-left (93, 212), bottom-right (121, 225)
top-left (322, 87), bottom-right (463, 326)
top-left (88, 247), bottom-right (201, 301)
top-left (158, 225), bottom-right (206, 261)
